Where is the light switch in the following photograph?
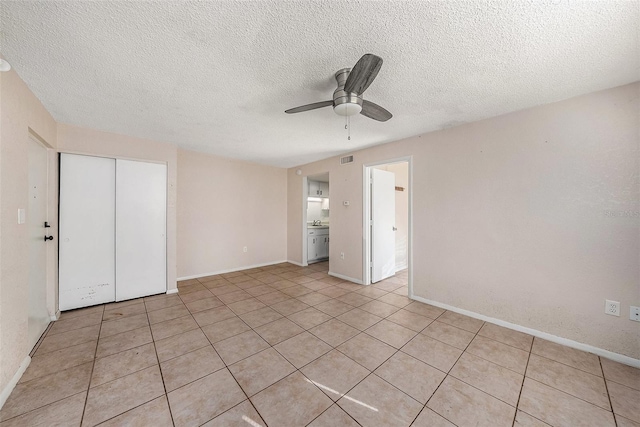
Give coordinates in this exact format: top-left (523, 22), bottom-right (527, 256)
top-left (17, 208), bottom-right (26, 224)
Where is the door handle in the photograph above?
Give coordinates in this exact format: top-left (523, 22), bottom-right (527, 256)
top-left (392, 226), bottom-right (397, 231)
top-left (44, 235), bottom-right (54, 241)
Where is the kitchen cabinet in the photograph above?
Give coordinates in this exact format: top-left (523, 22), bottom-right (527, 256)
top-left (309, 180), bottom-right (329, 198)
top-left (307, 228), bottom-right (329, 262)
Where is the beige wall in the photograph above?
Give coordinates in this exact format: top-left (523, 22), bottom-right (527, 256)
top-left (177, 149), bottom-right (288, 278)
top-left (57, 123), bottom-right (178, 293)
top-left (0, 68), bottom-right (58, 394)
top-left (288, 83), bottom-right (640, 359)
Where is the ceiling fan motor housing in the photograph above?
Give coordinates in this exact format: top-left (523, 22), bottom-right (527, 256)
top-left (333, 68), bottom-right (363, 116)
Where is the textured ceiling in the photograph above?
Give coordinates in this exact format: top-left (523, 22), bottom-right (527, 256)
top-left (1, 1), bottom-right (638, 168)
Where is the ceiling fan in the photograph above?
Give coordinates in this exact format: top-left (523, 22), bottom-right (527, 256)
top-left (285, 54), bottom-right (392, 122)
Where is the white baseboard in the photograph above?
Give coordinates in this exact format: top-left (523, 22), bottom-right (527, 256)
top-left (395, 263), bottom-right (408, 273)
top-left (328, 271), bottom-right (363, 285)
top-left (0, 356), bottom-right (31, 410)
top-left (286, 259), bottom-right (305, 267)
top-left (177, 260), bottom-right (288, 281)
top-left (166, 288), bottom-right (179, 295)
top-left (410, 294), bottom-right (640, 369)
top-left (50, 310), bottom-right (60, 321)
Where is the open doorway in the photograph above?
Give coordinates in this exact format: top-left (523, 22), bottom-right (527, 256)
top-left (303, 172), bottom-right (330, 266)
top-left (363, 158), bottom-right (412, 296)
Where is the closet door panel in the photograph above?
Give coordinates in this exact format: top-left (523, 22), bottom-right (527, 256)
top-left (115, 159), bottom-right (167, 301)
top-left (59, 154), bottom-right (116, 310)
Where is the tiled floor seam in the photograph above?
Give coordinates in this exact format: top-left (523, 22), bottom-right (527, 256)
top-left (303, 398), bottom-right (363, 426)
top-left (196, 333), bottom-right (247, 427)
top-left (80, 305), bottom-right (105, 426)
top-left (0, 391), bottom-right (89, 424)
top-left (521, 355), bottom-right (615, 412)
top-left (524, 377), bottom-right (617, 417)
top-left (207, 298), bottom-right (292, 425)
top-left (421, 314), bottom-right (485, 426)
top-left (510, 330), bottom-right (534, 427)
top-left (29, 321), bottom-right (54, 357)
top-left (91, 394), bottom-right (166, 427)
top-left (145, 306), bottom-right (177, 427)
top-left (461, 335), bottom-right (532, 376)
top-left (529, 347), bottom-right (605, 377)
top-left (249, 319), bottom-right (388, 422)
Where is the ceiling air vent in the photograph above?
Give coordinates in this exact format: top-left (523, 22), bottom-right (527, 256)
top-left (340, 155), bottom-right (354, 165)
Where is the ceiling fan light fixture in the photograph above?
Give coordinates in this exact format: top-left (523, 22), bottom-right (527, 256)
top-left (333, 102), bottom-right (362, 116)
top-left (0, 59), bottom-right (11, 72)
top-left (285, 54), bottom-right (392, 122)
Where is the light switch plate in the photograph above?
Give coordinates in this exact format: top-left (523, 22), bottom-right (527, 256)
top-left (630, 306), bottom-right (640, 322)
top-left (17, 208), bottom-right (26, 224)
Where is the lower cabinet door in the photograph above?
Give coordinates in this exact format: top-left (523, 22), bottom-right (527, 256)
top-left (308, 236), bottom-right (317, 261)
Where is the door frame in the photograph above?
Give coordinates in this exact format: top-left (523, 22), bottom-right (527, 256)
top-left (302, 175), bottom-right (309, 266)
top-left (362, 156), bottom-right (413, 295)
top-left (301, 172), bottom-right (331, 266)
top-left (25, 135), bottom-right (53, 352)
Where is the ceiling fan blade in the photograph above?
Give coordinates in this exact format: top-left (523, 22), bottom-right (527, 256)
top-left (285, 101), bottom-right (333, 114)
top-left (361, 100), bottom-right (393, 122)
top-left (344, 54), bottom-right (383, 95)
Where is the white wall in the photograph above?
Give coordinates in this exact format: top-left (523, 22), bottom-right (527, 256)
top-left (177, 149), bottom-right (288, 278)
top-left (288, 83), bottom-right (640, 360)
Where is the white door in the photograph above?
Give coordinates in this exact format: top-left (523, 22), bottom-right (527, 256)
top-left (115, 159), bottom-right (167, 301)
top-left (59, 154), bottom-right (116, 310)
top-left (371, 168), bottom-right (396, 283)
top-left (27, 137), bottom-right (51, 349)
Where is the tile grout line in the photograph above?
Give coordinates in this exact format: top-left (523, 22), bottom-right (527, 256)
top-left (418, 311), bottom-right (484, 427)
top-left (218, 272), bottom-right (396, 425)
top-left (27, 264), bottom-right (567, 427)
top-left (511, 331), bottom-right (534, 427)
top-left (205, 270), bottom-right (420, 424)
top-left (145, 305), bottom-right (177, 427)
top-left (528, 350), bottom-right (608, 378)
top-left (79, 304), bottom-right (105, 426)
top-left (302, 302), bottom-right (444, 425)
top-left (194, 297), bottom-right (268, 427)
top-left (601, 356), bottom-right (618, 426)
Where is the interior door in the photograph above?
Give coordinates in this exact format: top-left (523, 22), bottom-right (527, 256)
top-left (59, 154), bottom-right (116, 310)
top-left (371, 168), bottom-right (396, 283)
top-left (27, 137), bottom-right (50, 349)
top-left (115, 159), bottom-right (167, 301)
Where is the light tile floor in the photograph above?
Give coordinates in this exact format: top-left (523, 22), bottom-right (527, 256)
top-left (1, 262), bottom-right (639, 426)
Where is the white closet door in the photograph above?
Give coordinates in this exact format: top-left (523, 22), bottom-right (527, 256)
top-left (59, 154), bottom-right (116, 310)
top-left (115, 159), bottom-right (167, 301)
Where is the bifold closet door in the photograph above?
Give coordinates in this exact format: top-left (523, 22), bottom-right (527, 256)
top-left (59, 154), bottom-right (116, 310)
top-left (115, 159), bottom-right (167, 301)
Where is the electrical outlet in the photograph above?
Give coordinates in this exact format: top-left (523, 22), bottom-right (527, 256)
top-left (605, 300), bottom-right (620, 316)
top-left (340, 252), bottom-right (345, 259)
top-left (630, 306), bottom-right (640, 322)
top-left (243, 246), bottom-right (247, 253)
